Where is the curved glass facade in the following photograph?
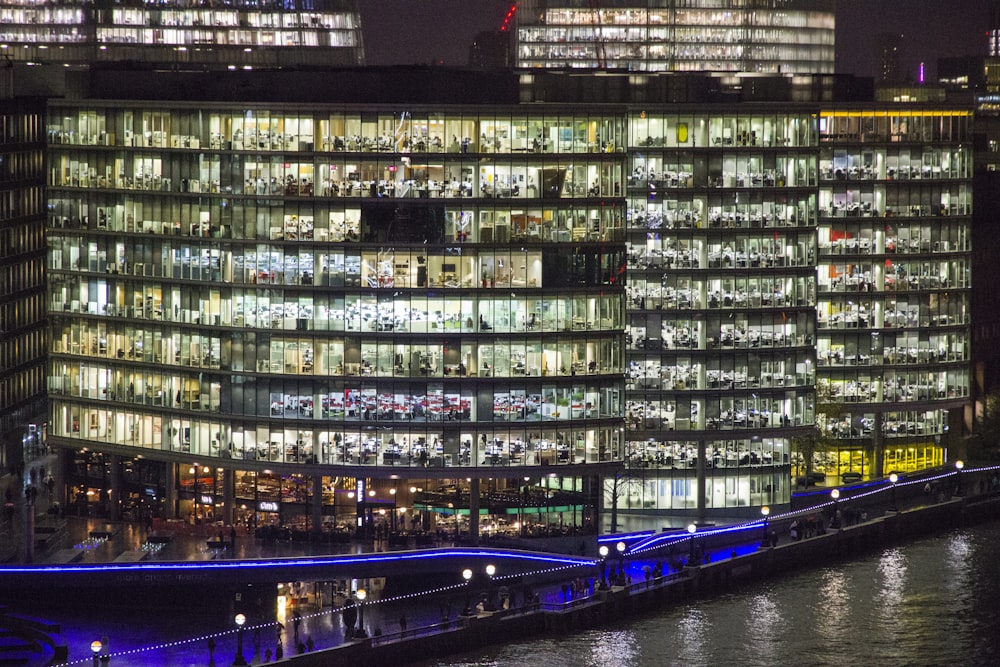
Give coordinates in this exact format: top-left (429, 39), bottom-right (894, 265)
top-left (516, 0), bottom-right (835, 73)
top-left (41, 73), bottom-right (974, 525)
top-left (0, 0), bottom-right (363, 68)
top-left (45, 103), bottom-right (627, 489)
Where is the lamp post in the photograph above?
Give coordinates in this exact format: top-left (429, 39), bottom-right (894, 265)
top-left (189, 465), bottom-right (198, 520)
top-left (355, 588), bottom-right (367, 637)
top-left (954, 460), bottom-right (965, 497)
top-left (598, 545), bottom-right (609, 589)
top-left (90, 640), bottom-right (102, 667)
top-left (760, 505), bottom-right (770, 547)
top-left (830, 488), bottom-right (840, 528)
top-left (888, 473), bottom-right (898, 513)
top-left (462, 567), bottom-right (473, 614)
top-left (389, 487), bottom-right (397, 533)
top-left (616, 540), bottom-right (626, 584)
top-left (485, 563), bottom-right (496, 609)
top-left (232, 613), bottom-right (247, 666)
top-left (687, 523), bottom-right (697, 564)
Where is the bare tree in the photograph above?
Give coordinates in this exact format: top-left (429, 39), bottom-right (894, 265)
top-left (604, 465), bottom-right (642, 533)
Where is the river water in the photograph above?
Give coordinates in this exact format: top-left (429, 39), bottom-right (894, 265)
top-left (428, 519), bottom-right (1000, 667)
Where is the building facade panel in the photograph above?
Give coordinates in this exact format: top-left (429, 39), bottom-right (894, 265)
top-left (515, 0), bottom-right (835, 74)
top-left (45, 100), bottom-right (628, 527)
top-left (0, 0), bottom-right (364, 68)
top-left (0, 94), bottom-right (47, 474)
top-left (815, 108), bottom-right (973, 477)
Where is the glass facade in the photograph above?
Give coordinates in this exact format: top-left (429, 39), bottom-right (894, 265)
top-left (45, 101), bottom-right (628, 528)
top-left (614, 108), bottom-right (818, 513)
top-left (0, 94), bottom-right (47, 471)
top-left (0, 0), bottom-right (363, 68)
top-left (815, 109), bottom-right (973, 478)
top-left (42, 73), bottom-right (974, 523)
top-left (516, 0), bottom-right (835, 73)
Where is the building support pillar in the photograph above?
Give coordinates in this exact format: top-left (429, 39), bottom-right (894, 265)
top-left (695, 440), bottom-right (707, 525)
top-left (873, 411), bottom-right (885, 479)
top-left (109, 454), bottom-right (121, 521)
top-left (165, 463), bottom-right (178, 519)
top-left (468, 478), bottom-right (480, 545)
top-left (223, 468), bottom-right (235, 525)
top-left (311, 474), bottom-right (323, 536)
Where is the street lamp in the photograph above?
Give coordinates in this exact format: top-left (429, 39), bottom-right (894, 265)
top-left (232, 613), bottom-right (247, 666)
top-left (616, 541), bottom-right (626, 584)
top-left (888, 473), bottom-right (898, 512)
top-left (687, 523), bottom-right (697, 564)
top-left (462, 567), bottom-right (474, 614)
top-left (355, 588), bottom-right (367, 637)
top-left (189, 466), bottom-right (198, 520)
top-left (389, 487), bottom-right (397, 532)
top-left (485, 563), bottom-right (496, 609)
top-left (955, 460), bottom-right (965, 497)
top-left (90, 640), bottom-right (102, 667)
top-left (598, 545), bottom-right (609, 589)
top-left (760, 505), bottom-right (770, 547)
top-left (830, 488), bottom-right (840, 528)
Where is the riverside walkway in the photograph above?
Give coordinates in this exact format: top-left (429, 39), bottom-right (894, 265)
top-left (1, 460), bottom-right (998, 666)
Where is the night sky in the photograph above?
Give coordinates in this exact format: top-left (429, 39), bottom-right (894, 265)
top-left (360, 1), bottom-right (990, 79)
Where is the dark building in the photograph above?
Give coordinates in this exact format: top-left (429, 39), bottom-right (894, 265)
top-left (873, 32), bottom-right (905, 85)
top-left (0, 68), bottom-right (48, 475)
top-left (469, 30), bottom-right (512, 69)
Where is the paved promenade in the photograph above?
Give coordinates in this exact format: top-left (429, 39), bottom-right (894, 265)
top-left (2, 452), bottom-right (994, 666)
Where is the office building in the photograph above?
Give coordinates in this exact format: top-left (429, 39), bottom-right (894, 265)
top-left (42, 68), bottom-right (973, 528)
top-left (0, 69), bottom-right (47, 476)
top-left (815, 108), bottom-right (973, 477)
top-left (0, 0), bottom-right (364, 69)
top-left (514, 0), bottom-right (836, 74)
top-left (45, 69), bottom-right (627, 533)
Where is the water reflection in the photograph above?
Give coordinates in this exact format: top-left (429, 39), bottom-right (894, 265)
top-left (744, 592), bottom-right (782, 666)
top-left (673, 607), bottom-right (710, 664)
top-left (436, 521), bottom-right (1000, 667)
top-left (812, 567), bottom-right (850, 645)
top-left (588, 630), bottom-right (638, 666)
top-left (875, 547), bottom-right (906, 632)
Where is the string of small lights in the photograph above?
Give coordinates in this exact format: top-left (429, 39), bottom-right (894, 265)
top-left (50, 557), bottom-right (595, 665)
top-left (629, 464), bottom-right (991, 557)
top-left (45, 464), bottom-right (999, 665)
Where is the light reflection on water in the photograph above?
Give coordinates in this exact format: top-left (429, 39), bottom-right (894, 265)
top-left (430, 521), bottom-right (1000, 667)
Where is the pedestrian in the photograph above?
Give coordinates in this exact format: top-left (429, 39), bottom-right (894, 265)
top-left (230, 525), bottom-right (237, 552)
top-left (399, 613), bottom-right (407, 635)
top-left (275, 640), bottom-right (283, 660)
top-left (264, 647), bottom-right (272, 663)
